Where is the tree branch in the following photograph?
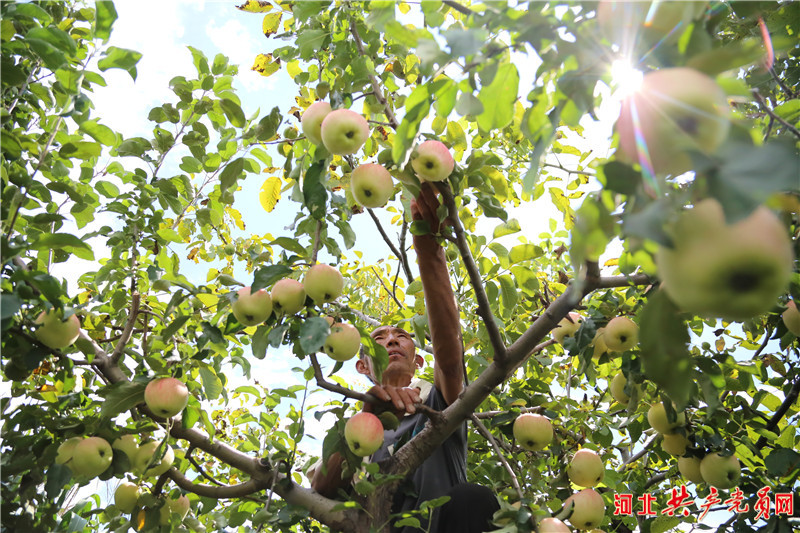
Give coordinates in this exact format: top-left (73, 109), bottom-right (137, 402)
top-left (367, 208), bottom-right (413, 283)
top-left (111, 292), bottom-right (140, 364)
top-left (349, 20), bottom-right (399, 130)
top-left (167, 468), bottom-right (266, 499)
top-left (756, 377), bottom-right (800, 449)
top-left (470, 414), bottom-right (523, 499)
top-left (752, 90), bottom-right (800, 139)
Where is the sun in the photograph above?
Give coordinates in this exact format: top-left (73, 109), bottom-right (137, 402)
top-left (610, 59), bottom-right (643, 99)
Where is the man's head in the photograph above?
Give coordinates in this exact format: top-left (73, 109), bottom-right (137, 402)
top-left (356, 325), bottom-right (423, 386)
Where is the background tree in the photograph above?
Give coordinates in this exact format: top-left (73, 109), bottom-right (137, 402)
top-left (1, 1), bottom-right (798, 533)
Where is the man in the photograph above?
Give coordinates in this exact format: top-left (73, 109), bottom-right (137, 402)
top-left (311, 184), bottom-right (499, 532)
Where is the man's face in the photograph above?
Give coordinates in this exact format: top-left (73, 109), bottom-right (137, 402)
top-left (364, 326), bottom-right (422, 384)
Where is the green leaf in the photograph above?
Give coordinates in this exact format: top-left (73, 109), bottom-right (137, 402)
top-left (393, 84), bottom-right (434, 165)
top-left (13, 3), bottom-right (53, 22)
top-left (25, 38), bottom-right (67, 70)
top-left (764, 448), bottom-right (800, 477)
top-left (162, 315), bottom-right (190, 342)
top-left (601, 161), bottom-right (641, 195)
top-left (509, 244), bottom-right (543, 265)
top-left (179, 156), bottom-right (203, 173)
top-left (199, 366), bottom-right (223, 400)
top-left (270, 237), bottom-right (307, 255)
top-left (252, 325), bottom-right (270, 359)
top-left (98, 47), bottom-right (142, 80)
top-left (254, 107), bottom-right (282, 141)
top-left (303, 161), bottom-right (328, 220)
top-left (493, 219), bottom-right (521, 239)
top-left (31, 233), bottom-right (94, 261)
top-left (59, 141), bottom-right (101, 160)
top-left (252, 265), bottom-right (293, 292)
top-left (498, 274), bottom-right (517, 316)
top-left (219, 157), bottom-right (245, 193)
top-left (622, 200), bottom-right (672, 247)
top-left (298, 316), bottom-right (330, 355)
top-left (156, 228), bottom-right (183, 243)
top-left (187, 45), bottom-right (209, 74)
top-left (117, 137), bottom-right (151, 157)
top-left (267, 323), bottom-right (290, 349)
top-left (99, 381), bottom-right (146, 418)
top-left (79, 120), bottom-right (117, 146)
top-left (26, 27), bottom-right (76, 56)
top-left (477, 61), bottom-right (519, 133)
top-left (220, 98), bottom-right (245, 128)
top-left (94, 1), bottom-right (118, 43)
top-left (94, 180), bottom-right (120, 198)
top-left (443, 28), bottom-right (489, 57)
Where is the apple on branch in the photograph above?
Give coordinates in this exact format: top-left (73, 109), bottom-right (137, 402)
top-left (603, 316), bottom-right (638, 352)
top-left (271, 278), bottom-right (306, 316)
top-left (144, 376), bottom-right (189, 419)
top-left (647, 403), bottom-right (685, 434)
top-left (782, 300), bottom-right (800, 336)
top-left (513, 413), bottom-right (554, 451)
top-left (568, 449), bottom-right (605, 488)
top-left (34, 308), bottom-right (80, 350)
top-left (320, 109), bottom-right (370, 155)
top-left (591, 328), bottom-right (609, 360)
top-left (160, 493), bottom-right (190, 525)
top-left (678, 455), bottom-right (705, 484)
top-left (609, 372), bottom-right (639, 405)
top-left (114, 481), bottom-right (140, 514)
top-left (112, 434), bottom-right (139, 463)
top-left (134, 441), bottom-right (175, 477)
top-left (70, 436), bottom-right (114, 479)
top-left (344, 412), bottom-right (384, 457)
top-left (323, 322), bottom-right (362, 362)
top-left (552, 312), bottom-right (583, 345)
top-left (661, 433), bottom-right (691, 456)
top-left (700, 451), bottom-right (741, 490)
top-left (231, 286), bottom-right (273, 326)
top-left (565, 488), bottom-right (606, 531)
top-left (55, 436), bottom-right (83, 470)
top-left (539, 517), bottom-right (571, 532)
top-left (351, 163), bottom-right (395, 209)
top-left (300, 101), bottom-right (331, 146)
top-left (411, 140), bottom-right (454, 182)
top-left (303, 264), bottom-right (344, 306)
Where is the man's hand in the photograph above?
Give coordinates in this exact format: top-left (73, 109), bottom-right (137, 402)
top-left (365, 384), bottom-right (422, 416)
top-left (410, 182), bottom-right (451, 237)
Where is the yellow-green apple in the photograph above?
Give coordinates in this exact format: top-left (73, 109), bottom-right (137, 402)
top-left (616, 67), bottom-right (730, 176)
top-left (411, 140), bottom-right (455, 182)
top-left (597, 1), bottom-right (706, 47)
top-left (609, 372), bottom-right (639, 405)
top-left (656, 199), bottom-right (793, 321)
top-left (568, 449), bottom-right (605, 488)
top-left (351, 163), bottom-right (395, 208)
top-left (603, 317), bottom-right (638, 352)
top-left (231, 286), bottom-right (273, 326)
top-left (782, 300), bottom-right (800, 336)
top-left (70, 436), bottom-right (113, 479)
top-left (512, 413), bottom-right (554, 451)
top-left (539, 517), bottom-right (571, 533)
top-left (115, 481), bottom-right (140, 514)
top-left (55, 436), bottom-right (83, 468)
top-left (344, 412), bottom-right (384, 457)
top-left (678, 455), bottom-right (705, 484)
top-left (565, 488), bottom-right (606, 530)
top-left (134, 441), bottom-right (174, 477)
top-left (323, 322), bottom-right (362, 362)
top-left (300, 101), bottom-right (331, 146)
top-left (661, 433), bottom-right (690, 456)
top-left (112, 434), bottom-right (139, 462)
top-left (320, 109), bottom-right (370, 155)
top-left (270, 279), bottom-right (306, 316)
top-left (552, 312), bottom-right (583, 344)
top-left (700, 452), bottom-right (741, 490)
top-left (647, 403), bottom-right (685, 434)
top-left (34, 309), bottom-right (80, 349)
top-left (160, 494), bottom-right (190, 524)
top-left (591, 328), bottom-right (609, 359)
top-left (145, 377), bottom-right (189, 418)
top-left (303, 264), bottom-right (344, 305)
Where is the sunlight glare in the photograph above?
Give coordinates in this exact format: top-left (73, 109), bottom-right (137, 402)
top-left (610, 60), bottom-right (643, 98)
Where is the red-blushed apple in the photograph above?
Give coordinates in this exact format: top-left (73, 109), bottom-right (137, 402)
top-left (539, 517), bottom-right (571, 532)
top-left (678, 455), bottom-right (705, 484)
top-left (647, 403), bottom-right (685, 434)
top-left (700, 452), bottom-right (741, 490)
top-left (552, 312), bottom-right (583, 344)
top-left (271, 278), bottom-right (306, 316)
top-left (351, 163), bottom-right (395, 208)
top-left (603, 316), bottom-right (638, 352)
top-left (303, 264), bottom-right (344, 305)
top-left (782, 300), bottom-right (800, 336)
top-left (70, 436), bottom-right (114, 479)
top-left (231, 286), bottom-right (273, 326)
top-left (609, 372), bottom-right (639, 405)
top-left (34, 309), bottom-right (80, 349)
top-left (115, 481), bottom-right (140, 514)
top-left (144, 377), bottom-right (189, 418)
top-left (591, 328), bottom-right (609, 360)
top-left (344, 412), bottom-right (384, 457)
top-left (512, 413), bottom-right (554, 451)
top-left (55, 436), bottom-right (83, 468)
top-left (616, 67), bottom-right (730, 176)
top-left (300, 101), bottom-right (331, 146)
top-left (656, 199), bottom-right (793, 321)
top-left (134, 441), bottom-right (175, 477)
top-left (112, 434), bottom-right (139, 462)
top-left (661, 433), bottom-right (690, 456)
top-left (320, 109), bottom-right (370, 155)
top-left (411, 140), bottom-right (455, 182)
top-left (568, 449), bottom-right (605, 488)
top-left (565, 488), bottom-right (606, 530)
top-left (323, 322), bottom-right (362, 362)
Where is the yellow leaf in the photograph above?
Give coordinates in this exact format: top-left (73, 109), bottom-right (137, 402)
top-left (227, 206), bottom-right (246, 230)
top-left (207, 268), bottom-right (219, 283)
top-left (399, 2), bottom-right (411, 14)
top-left (604, 258), bottom-right (619, 267)
top-left (235, 0), bottom-right (272, 13)
top-left (262, 12), bottom-right (282, 37)
top-left (259, 177), bottom-right (282, 212)
top-left (251, 53), bottom-right (280, 77)
top-left (287, 60), bottom-right (302, 78)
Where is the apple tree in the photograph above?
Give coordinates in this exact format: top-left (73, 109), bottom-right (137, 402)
top-left (1, 1), bottom-right (799, 533)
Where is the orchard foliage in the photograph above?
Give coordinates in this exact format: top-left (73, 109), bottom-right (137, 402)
top-left (1, 1), bottom-right (799, 533)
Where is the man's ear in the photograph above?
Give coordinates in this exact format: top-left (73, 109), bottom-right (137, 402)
top-left (356, 358), bottom-right (370, 376)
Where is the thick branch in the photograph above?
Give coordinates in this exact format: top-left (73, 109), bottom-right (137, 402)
top-left (167, 469), bottom-right (267, 499)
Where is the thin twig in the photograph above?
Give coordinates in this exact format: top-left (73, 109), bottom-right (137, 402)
top-left (349, 20), bottom-right (399, 130)
top-left (367, 209), bottom-right (413, 283)
top-left (752, 90), bottom-right (800, 139)
top-left (111, 292), bottom-right (140, 363)
top-left (470, 414), bottom-right (523, 499)
top-left (371, 266), bottom-right (404, 309)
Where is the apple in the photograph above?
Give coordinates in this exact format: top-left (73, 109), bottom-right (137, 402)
top-left (782, 300), bottom-right (800, 336)
top-left (700, 452), bottom-right (741, 490)
top-left (609, 372), bottom-right (638, 405)
top-left (145, 377), bottom-right (189, 419)
top-left (597, 1), bottom-right (706, 47)
top-left (112, 434), bottom-right (139, 461)
top-left (345, 412), bottom-right (384, 457)
top-left (656, 199), bottom-right (794, 321)
top-left (324, 322), bottom-right (362, 362)
top-left (320, 109), bottom-right (370, 155)
top-left (351, 163), bottom-right (395, 208)
top-left (303, 264), bottom-right (344, 305)
top-left (591, 328), bottom-right (609, 359)
top-left (661, 433), bottom-right (690, 456)
top-left (271, 279), bottom-right (306, 315)
top-left (616, 67), bottom-right (730, 176)
top-left (568, 449), bottom-right (605, 488)
top-left (512, 413), bottom-right (554, 451)
top-left (647, 403), bottom-right (685, 434)
top-left (160, 494), bottom-right (190, 524)
top-left (231, 286), bottom-right (273, 326)
top-left (115, 481), bottom-right (140, 514)
top-left (71, 436), bottom-right (113, 479)
top-left (565, 488), bottom-right (606, 530)
top-left (34, 309), bottom-right (80, 349)
top-left (539, 517), bottom-right (571, 533)
top-left (134, 441), bottom-right (175, 477)
top-left (411, 140), bottom-right (455, 182)
top-left (55, 436), bottom-right (83, 467)
top-left (603, 317), bottom-right (638, 352)
top-left (678, 455), bottom-right (705, 484)
top-left (552, 312), bottom-right (583, 344)
top-left (300, 101), bottom-right (331, 146)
